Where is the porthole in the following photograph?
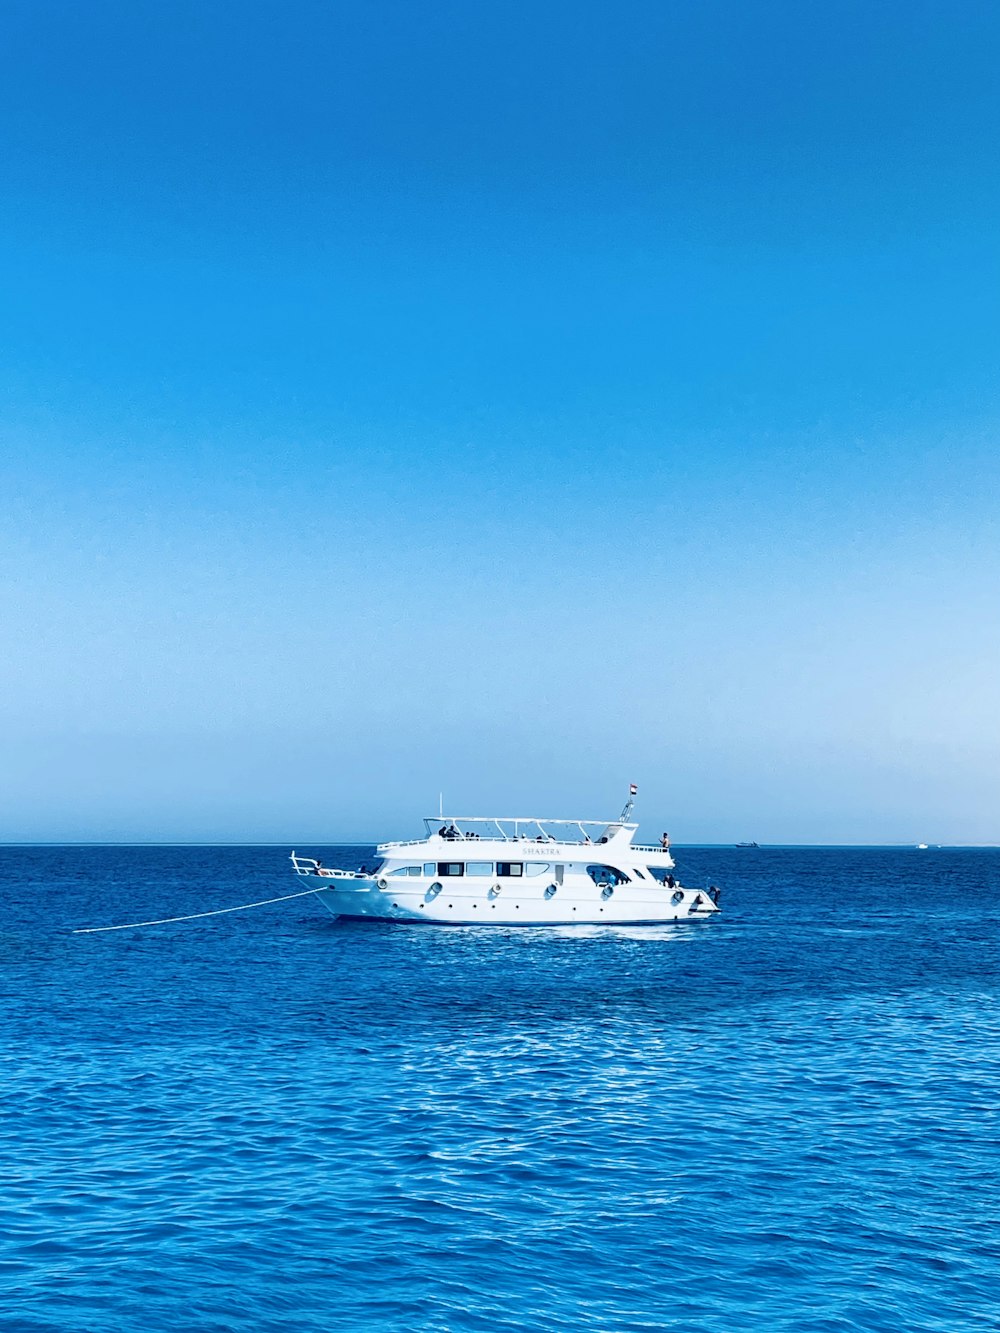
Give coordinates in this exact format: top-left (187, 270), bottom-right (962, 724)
top-left (671, 890), bottom-right (684, 905)
top-left (425, 883), bottom-right (442, 902)
top-left (488, 885), bottom-right (501, 900)
top-left (544, 884), bottom-right (557, 900)
top-left (601, 886), bottom-right (614, 900)
top-left (377, 878), bottom-right (388, 890)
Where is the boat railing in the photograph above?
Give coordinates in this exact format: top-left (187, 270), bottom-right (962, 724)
top-left (380, 833), bottom-right (591, 849)
top-left (335, 832), bottom-right (670, 856)
top-left (290, 852), bottom-right (369, 880)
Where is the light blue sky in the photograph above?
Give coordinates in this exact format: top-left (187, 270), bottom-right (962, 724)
top-left (2, 1), bottom-right (998, 842)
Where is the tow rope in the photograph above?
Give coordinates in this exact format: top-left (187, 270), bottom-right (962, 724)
top-left (72, 885), bottom-right (325, 934)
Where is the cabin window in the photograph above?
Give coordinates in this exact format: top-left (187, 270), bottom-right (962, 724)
top-left (465, 861), bottom-right (493, 876)
top-left (525, 862), bottom-right (549, 877)
top-left (586, 864), bottom-right (631, 886)
top-left (437, 863), bottom-right (464, 876)
top-left (389, 866), bottom-right (423, 877)
top-left (497, 862), bottom-right (523, 877)
top-left (423, 863), bottom-right (436, 876)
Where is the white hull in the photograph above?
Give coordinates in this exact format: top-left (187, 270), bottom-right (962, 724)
top-left (309, 874), bottom-right (718, 926)
top-left (293, 798), bottom-right (721, 928)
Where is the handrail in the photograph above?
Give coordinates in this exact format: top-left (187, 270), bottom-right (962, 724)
top-left (380, 834), bottom-right (601, 850)
top-left (320, 835), bottom-right (670, 856)
top-left (290, 853), bottom-right (369, 880)
top-left (422, 816), bottom-right (636, 831)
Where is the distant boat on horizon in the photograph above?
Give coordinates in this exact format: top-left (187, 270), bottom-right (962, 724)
top-left (735, 841), bottom-right (760, 849)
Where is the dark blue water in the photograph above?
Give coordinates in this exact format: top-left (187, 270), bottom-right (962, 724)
top-left (2, 846), bottom-right (999, 1332)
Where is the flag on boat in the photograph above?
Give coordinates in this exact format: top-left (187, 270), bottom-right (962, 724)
top-left (629, 783), bottom-right (637, 796)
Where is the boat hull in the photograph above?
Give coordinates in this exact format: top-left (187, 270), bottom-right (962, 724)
top-left (308, 875), bottom-right (719, 926)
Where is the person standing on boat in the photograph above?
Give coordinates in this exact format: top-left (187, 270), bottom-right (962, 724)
top-left (661, 832), bottom-right (671, 849)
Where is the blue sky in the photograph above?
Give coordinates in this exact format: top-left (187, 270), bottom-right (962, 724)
top-left (2, 1), bottom-right (998, 842)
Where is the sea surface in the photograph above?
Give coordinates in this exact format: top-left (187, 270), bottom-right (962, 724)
top-left (2, 845), bottom-right (999, 1332)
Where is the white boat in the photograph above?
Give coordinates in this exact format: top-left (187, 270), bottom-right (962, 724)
top-left (290, 790), bottom-right (721, 926)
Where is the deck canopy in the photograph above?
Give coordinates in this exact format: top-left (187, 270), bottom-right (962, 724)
top-left (418, 815), bottom-right (636, 844)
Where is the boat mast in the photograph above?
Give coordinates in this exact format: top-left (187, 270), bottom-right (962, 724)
top-left (619, 782), bottom-right (638, 823)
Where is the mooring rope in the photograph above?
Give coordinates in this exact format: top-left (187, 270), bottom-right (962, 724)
top-left (72, 885), bottom-right (324, 934)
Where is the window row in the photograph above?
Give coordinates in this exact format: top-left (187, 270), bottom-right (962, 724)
top-left (386, 861), bottom-right (642, 883)
top-left (388, 861), bottom-right (553, 878)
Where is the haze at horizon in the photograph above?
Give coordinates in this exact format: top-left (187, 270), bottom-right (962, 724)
top-left (2, 1), bottom-right (998, 845)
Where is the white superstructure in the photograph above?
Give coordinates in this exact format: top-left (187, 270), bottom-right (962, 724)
top-left (291, 794), bottom-right (721, 926)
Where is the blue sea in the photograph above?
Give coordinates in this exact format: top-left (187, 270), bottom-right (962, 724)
top-left (2, 845), bottom-right (999, 1332)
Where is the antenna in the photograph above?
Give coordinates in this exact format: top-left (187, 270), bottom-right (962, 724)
top-left (619, 782), bottom-right (638, 823)
top-left (439, 791), bottom-right (443, 819)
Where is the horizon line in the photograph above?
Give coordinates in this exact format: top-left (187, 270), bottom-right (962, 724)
top-left (0, 841), bottom-right (995, 850)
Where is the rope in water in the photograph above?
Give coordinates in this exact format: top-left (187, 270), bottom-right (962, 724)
top-left (72, 885), bottom-right (324, 934)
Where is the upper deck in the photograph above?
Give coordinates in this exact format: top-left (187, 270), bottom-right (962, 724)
top-left (377, 815), bottom-right (673, 858)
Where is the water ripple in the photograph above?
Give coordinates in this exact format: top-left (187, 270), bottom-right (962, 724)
top-left (1, 846), bottom-right (999, 1331)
